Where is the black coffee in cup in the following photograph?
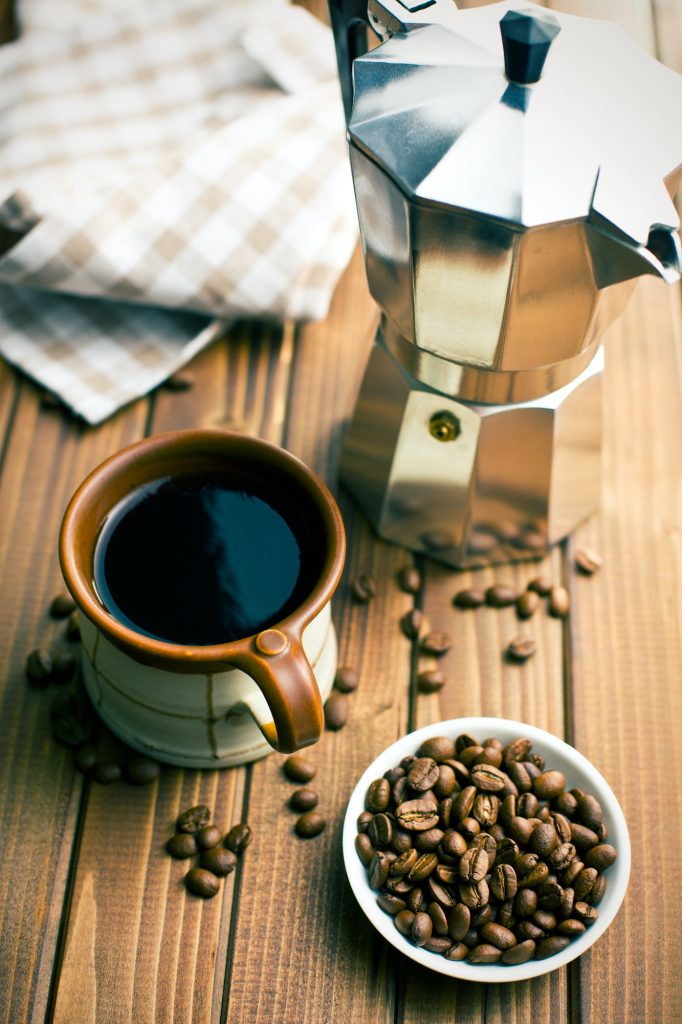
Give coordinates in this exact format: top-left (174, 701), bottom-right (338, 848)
top-left (93, 471), bottom-right (318, 646)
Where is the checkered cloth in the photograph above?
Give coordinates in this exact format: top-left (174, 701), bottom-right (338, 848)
top-left (0, 0), bottom-right (356, 422)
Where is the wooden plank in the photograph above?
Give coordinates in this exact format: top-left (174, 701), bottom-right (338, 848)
top-left (653, 0), bottom-right (682, 70)
top-left (223, 249), bottom-right (420, 1024)
top-left (0, 384), bottom-right (148, 1024)
top-left (49, 324), bottom-right (293, 1024)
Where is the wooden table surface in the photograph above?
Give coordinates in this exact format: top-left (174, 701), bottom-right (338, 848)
top-left (1, 1), bottom-right (682, 1022)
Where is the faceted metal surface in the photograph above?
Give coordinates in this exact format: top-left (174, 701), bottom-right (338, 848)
top-left (346, 0), bottom-right (682, 379)
top-left (341, 335), bottom-right (602, 568)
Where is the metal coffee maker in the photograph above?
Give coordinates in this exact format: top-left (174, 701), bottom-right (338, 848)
top-left (329, 0), bottom-right (682, 566)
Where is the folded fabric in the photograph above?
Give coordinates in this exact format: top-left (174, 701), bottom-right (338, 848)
top-left (0, 0), bottom-right (357, 422)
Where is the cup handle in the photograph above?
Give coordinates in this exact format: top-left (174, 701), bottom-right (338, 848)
top-left (228, 627), bottom-right (324, 753)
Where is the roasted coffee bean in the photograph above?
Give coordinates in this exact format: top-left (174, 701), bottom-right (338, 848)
top-left (460, 880), bottom-right (489, 910)
top-left (551, 812), bottom-right (573, 844)
top-left (377, 892), bottom-right (407, 915)
top-left (584, 844), bottom-right (617, 872)
top-left (460, 847), bottom-right (489, 882)
top-left (491, 863), bottom-right (518, 901)
top-left (507, 762), bottom-right (532, 794)
top-left (401, 755), bottom-right (418, 771)
top-left (503, 737), bottom-right (532, 766)
top-left (516, 851), bottom-right (540, 876)
top-left (475, 746), bottom-right (503, 769)
top-left (435, 864), bottom-right (459, 885)
top-left (460, 817), bottom-right (480, 840)
top-left (334, 665), bottom-right (359, 693)
top-left (73, 743), bottom-right (97, 773)
top-left (352, 574), bottom-right (376, 603)
top-left (471, 904), bottom-right (494, 927)
top-left (50, 594), bottom-right (77, 619)
top-left (355, 834), bottom-right (374, 867)
top-left (549, 842), bottom-right (576, 871)
top-left (423, 936), bottom-right (452, 955)
top-left (290, 788), bottom-right (319, 812)
top-left (560, 887), bottom-right (575, 919)
top-left (200, 847), bottom-right (237, 877)
top-left (574, 901), bottom-right (599, 925)
top-left (53, 708), bottom-right (89, 747)
top-left (407, 758), bottom-right (440, 793)
top-left (408, 853), bottom-right (439, 883)
top-left (473, 794), bottom-right (499, 827)
top-left (283, 755), bottom-right (316, 783)
top-left (514, 888), bottom-right (538, 918)
top-left (398, 566), bottom-right (422, 594)
top-left (470, 764), bottom-right (506, 792)
top-left (486, 584), bottom-right (518, 608)
top-left (576, 793), bottom-right (603, 831)
top-left (52, 651), bottom-right (76, 683)
top-left (526, 756), bottom-right (544, 775)
top-left (445, 942), bottom-right (469, 961)
top-left (533, 909), bottom-right (558, 932)
top-left (406, 887), bottom-right (426, 912)
top-left (427, 877), bottom-right (457, 909)
top-left (522, 862), bottom-right (550, 889)
top-left (506, 636), bottom-right (537, 663)
top-left (384, 766), bottom-right (405, 784)
top-left (417, 669), bottom-right (446, 693)
top-left (368, 813), bottom-right (394, 848)
top-left (459, 745), bottom-right (484, 767)
top-left (400, 608), bottom-right (423, 639)
top-left (414, 828), bottom-right (444, 852)
top-left (533, 771), bottom-right (566, 800)
top-left (420, 632), bottom-right (452, 657)
top-left (471, 832), bottom-right (497, 862)
top-left (516, 921), bottom-right (544, 942)
top-left (295, 812), bottom-right (326, 840)
top-left (570, 823), bottom-right (599, 850)
top-left (531, 823), bottom-right (559, 857)
top-left (573, 867), bottom-right (598, 901)
top-left (502, 940), bottom-right (536, 965)
top-left (453, 588), bottom-right (485, 609)
top-left (26, 648), bottom-right (53, 685)
top-left (396, 798), bottom-right (439, 832)
top-left (548, 586), bottom-right (570, 618)
top-left (185, 868), bottom-right (220, 899)
top-left (393, 777), bottom-right (409, 807)
top-left (556, 918), bottom-right (586, 938)
top-left (368, 852), bottom-right (391, 889)
top-left (528, 577), bottom-right (553, 595)
top-left (517, 792), bottom-right (538, 818)
top-left (391, 848), bottom-right (418, 877)
top-left (412, 912), bottom-right (433, 947)
top-left (455, 733), bottom-right (479, 754)
top-left (324, 693), bottom-right (348, 731)
top-left (196, 825), bottom-right (222, 851)
top-left (163, 371), bottom-right (195, 391)
top-left (418, 736), bottom-right (456, 761)
top-left (439, 830), bottom-right (467, 860)
top-left (497, 900), bottom-right (514, 929)
top-left (433, 766), bottom-right (457, 800)
top-left (490, 824), bottom-right (506, 843)
top-left (516, 591), bottom-right (540, 620)
top-left (480, 923), bottom-right (516, 950)
top-left (225, 823), bottom-right (253, 852)
top-left (387, 877), bottom-right (414, 897)
top-left (125, 757), bottom-right (160, 786)
top-left (537, 882), bottom-right (563, 910)
top-left (574, 548), bottom-right (603, 575)
top-left (167, 833), bottom-right (198, 859)
top-left (395, 910), bottom-right (416, 937)
top-left (508, 816), bottom-right (534, 846)
top-left (357, 811), bottom-right (373, 833)
top-left (446, 902), bottom-right (470, 941)
top-left (554, 791), bottom-right (578, 818)
top-left (536, 936), bottom-right (571, 959)
top-left (391, 828), bottom-right (413, 854)
top-left (561, 859), bottom-right (585, 887)
top-left (366, 778), bottom-right (391, 812)
top-left (92, 761), bottom-right (122, 784)
top-left (427, 901), bottom-right (449, 935)
top-left (495, 837), bottom-right (520, 865)
top-left (468, 943), bottom-right (502, 964)
top-left (67, 611), bottom-right (81, 641)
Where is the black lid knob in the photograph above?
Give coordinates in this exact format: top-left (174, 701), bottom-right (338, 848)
top-left (500, 9), bottom-right (561, 85)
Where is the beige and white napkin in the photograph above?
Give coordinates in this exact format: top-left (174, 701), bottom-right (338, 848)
top-left (0, 0), bottom-right (356, 422)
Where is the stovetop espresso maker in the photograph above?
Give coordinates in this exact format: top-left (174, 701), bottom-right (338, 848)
top-left (329, 0), bottom-right (682, 566)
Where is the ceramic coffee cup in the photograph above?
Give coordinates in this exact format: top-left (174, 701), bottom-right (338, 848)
top-left (59, 429), bottom-right (345, 767)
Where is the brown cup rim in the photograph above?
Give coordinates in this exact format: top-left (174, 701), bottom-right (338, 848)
top-left (59, 428), bottom-right (346, 674)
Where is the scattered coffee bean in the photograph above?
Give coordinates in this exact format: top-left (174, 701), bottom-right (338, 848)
top-left (73, 743), bottom-right (97, 773)
top-left (416, 669), bottom-right (446, 694)
top-left (196, 825), bottom-right (222, 851)
top-left (66, 612), bottom-right (81, 641)
top-left (185, 867), bottom-right (220, 898)
top-left (398, 566), bottom-right (421, 594)
top-left (420, 632), bottom-right (452, 657)
top-left (52, 651), bottom-right (76, 684)
top-left (290, 788), bottom-right (319, 812)
top-left (548, 586), bottom-right (570, 618)
top-left (26, 649), bottom-right (53, 686)
top-left (163, 371), bottom-right (195, 392)
top-left (125, 757), bottom-right (160, 786)
top-left (283, 754), bottom-right (316, 783)
top-left (177, 804), bottom-right (211, 834)
top-left (295, 811), bottom-right (326, 839)
top-left (325, 692), bottom-right (349, 731)
top-left (51, 695), bottom-right (89, 747)
top-left (401, 609), bottom-right (424, 639)
top-left (225, 823), bottom-right (252, 853)
top-left (485, 584), bottom-right (518, 608)
top-left (92, 760), bottom-right (122, 784)
top-left (574, 549), bottom-right (603, 576)
top-left (506, 636), bottom-right (537, 663)
top-left (453, 588), bottom-right (485, 609)
top-left (200, 847), bottom-right (237, 876)
top-left (352, 574), bottom-right (376, 604)
top-left (49, 594), bottom-right (77, 619)
top-left (167, 833), bottom-right (198, 859)
top-left (527, 577), bottom-right (553, 596)
top-left (334, 666), bottom-right (359, 693)
top-left (516, 591), bottom-right (540, 620)
top-left (359, 731), bottom-right (616, 966)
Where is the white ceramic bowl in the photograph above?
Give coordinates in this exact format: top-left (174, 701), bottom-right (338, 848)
top-left (342, 717), bottom-right (631, 983)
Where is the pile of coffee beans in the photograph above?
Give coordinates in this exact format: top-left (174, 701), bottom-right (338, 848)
top-left (167, 804), bottom-right (252, 898)
top-left (356, 732), bottom-right (616, 966)
top-left (454, 581), bottom-right (571, 621)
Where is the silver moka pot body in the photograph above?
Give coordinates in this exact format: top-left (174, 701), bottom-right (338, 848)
top-left (329, 0), bottom-right (682, 566)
